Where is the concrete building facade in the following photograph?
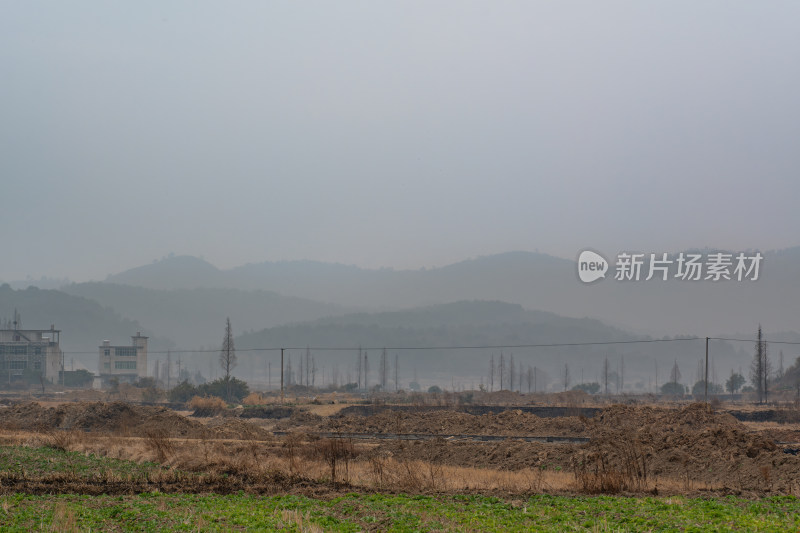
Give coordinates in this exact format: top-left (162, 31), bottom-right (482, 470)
top-left (0, 325), bottom-right (62, 383)
top-left (98, 332), bottom-right (148, 386)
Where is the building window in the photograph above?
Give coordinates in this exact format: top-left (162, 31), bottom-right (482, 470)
top-left (33, 361), bottom-right (41, 370)
top-left (114, 361), bottom-right (136, 370)
top-left (104, 349), bottom-right (110, 356)
top-left (10, 360), bottom-right (27, 370)
top-left (104, 362), bottom-right (110, 369)
top-left (11, 346), bottom-right (27, 355)
top-left (115, 347), bottom-right (137, 357)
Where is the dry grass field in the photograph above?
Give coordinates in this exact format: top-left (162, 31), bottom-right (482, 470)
top-left (0, 395), bottom-right (798, 498)
top-left (0, 395), bottom-right (799, 530)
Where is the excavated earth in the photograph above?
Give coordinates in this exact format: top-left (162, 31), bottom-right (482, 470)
top-left (326, 409), bottom-right (587, 436)
top-left (274, 408), bottom-right (587, 436)
top-left (272, 402), bottom-right (800, 492)
top-left (0, 401), bottom-right (271, 440)
top-left (1, 401), bottom-right (799, 493)
top-left (577, 403), bottom-right (800, 493)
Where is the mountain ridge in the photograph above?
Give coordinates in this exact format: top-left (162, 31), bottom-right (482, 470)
top-left (100, 248), bottom-right (800, 336)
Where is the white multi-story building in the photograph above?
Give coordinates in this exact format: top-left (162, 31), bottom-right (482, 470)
top-left (98, 332), bottom-right (148, 386)
top-left (0, 324), bottom-right (62, 383)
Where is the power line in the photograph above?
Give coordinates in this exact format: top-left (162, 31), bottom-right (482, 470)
top-left (60, 337), bottom-right (705, 355)
top-left (709, 337), bottom-right (800, 345)
top-left (58, 335), bottom-right (800, 356)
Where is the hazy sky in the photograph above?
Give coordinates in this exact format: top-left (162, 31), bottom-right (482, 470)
top-left (2, 2), bottom-right (799, 281)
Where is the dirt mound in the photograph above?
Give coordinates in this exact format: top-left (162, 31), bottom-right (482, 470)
top-left (272, 411), bottom-right (325, 431)
top-left (203, 417), bottom-right (274, 440)
top-left (324, 409), bottom-right (587, 437)
top-left (0, 402), bottom-right (268, 440)
top-left (578, 403), bottom-right (800, 492)
top-left (757, 428), bottom-right (800, 445)
top-left (589, 402), bottom-right (776, 459)
top-left (240, 406), bottom-right (296, 419)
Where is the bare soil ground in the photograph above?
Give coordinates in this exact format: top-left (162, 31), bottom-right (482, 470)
top-left (1, 399), bottom-right (799, 497)
top-left (579, 403), bottom-right (798, 493)
top-left (0, 402), bottom-right (271, 440)
top-left (324, 409), bottom-right (588, 436)
top-left (743, 421), bottom-right (800, 445)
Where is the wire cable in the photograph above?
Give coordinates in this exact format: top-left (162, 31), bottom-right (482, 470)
top-left (60, 336), bottom-right (707, 355)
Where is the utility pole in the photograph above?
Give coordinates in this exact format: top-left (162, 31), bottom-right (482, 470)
top-left (167, 350), bottom-right (171, 389)
top-left (176, 357), bottom-right (182, 382)
top-left (280, 348), bottom-right (284, 404)
top-left (704, 337), bottom-right (709, 404)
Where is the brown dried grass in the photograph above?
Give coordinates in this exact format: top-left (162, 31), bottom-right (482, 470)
top-left (188, 396), bottom-right (227, 410)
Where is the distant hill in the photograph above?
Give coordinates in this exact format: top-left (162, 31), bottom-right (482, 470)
top-left (62, 283), bottom-right (356, 349)
top-left (104, 252), bottom-right (578, 315)
top-left (104, 248), bottom-right (800, 337)
top-left (0, 277), bottom-right (71, 290)
top-left (0, 284), bottom-right (170, 372)
top-left (105, 255), bottom-right (224, 289)
top-left (230, 300), bottom-right (749, 391)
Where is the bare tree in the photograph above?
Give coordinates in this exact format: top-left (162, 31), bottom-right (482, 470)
top-left (763, 329), bottom-right (772, 402)
top-left (489, 354), bottom-right (495, 392)
top-left (299, 355), bottom-right (305, 387)
top-left (750, 325), bottom-right (770, 403)
top-left (363, 352), bottom-right (369, 391)
top-left (509, 353), bottom-right (515, 393)
top-left (619, 355), bottom-right (625, 393)
top-left (356, 346), bottom-right (362, 390)
top-left (526, 365), bottom-right (533, 393)
top-left (603, 356), bottom-right (610, 395)
top-left (654, 359), bottom-right (658, 392)
top-left (378, 348), bottom-right (388, 390)
top-left (670, 359), bottom-right (681, 384)
top-left (166, 349), bottom-right (172, 390)
top-left (305, 346), bottom-right (312, 387)
top-left (562, 363), bottom-right (570, 392)
top-left (219, 317), bottom-right (237, 401)
top-left (695, 358), bottom-right (704, 385)
top-left (499, 352), bottom-right (505, 390)
top-left (394, 353), bottom-right (399, 392)
top-left (711, 353), bottom-right (717, 388)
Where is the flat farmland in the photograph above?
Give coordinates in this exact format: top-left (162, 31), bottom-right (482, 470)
top-left (0, 398), bottom-right (799, 531)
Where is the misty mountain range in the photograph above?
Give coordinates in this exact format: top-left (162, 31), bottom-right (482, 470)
top-left (61, 283), bottom-right (353, 351)
top-left (1, 249), bottom-right (797, 385)
top-left (103, 248), bottom-right (800, 336)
